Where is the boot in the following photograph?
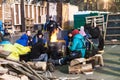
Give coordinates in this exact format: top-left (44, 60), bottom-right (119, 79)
top-left (54, 59), bottom-right (62, 65)
top-left (48, 59), bottom-right (61, 65)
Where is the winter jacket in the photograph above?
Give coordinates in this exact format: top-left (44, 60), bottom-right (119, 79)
top-left (16, 34), bottom-right (32, 46)
top-left (30, 42), bottom-right (47, 59)
top-left (89, 27), bottom-right (100, 39)
top-left (70, 34), bottom-right (86, 58)
top-left (32, 35), bottom-right (46, 45)
top-left (45, 20), bottom-right (58, 33)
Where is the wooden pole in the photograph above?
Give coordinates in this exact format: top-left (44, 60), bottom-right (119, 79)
top-left (21, 0), bottom-right (25, 32)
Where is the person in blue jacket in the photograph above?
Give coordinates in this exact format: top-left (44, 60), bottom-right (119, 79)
top-left (69, 29), bottom-right (86, 58)
top-left (49, 29), bottom-right (86, 65)
top-left (16, 30), bottom-right (32, 61)
top-left (16, 30), bottom-right (32, 46)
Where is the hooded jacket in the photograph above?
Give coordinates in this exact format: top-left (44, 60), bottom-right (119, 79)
top-left (16, 34), bottom-right (30, 46)
top-left (70, 34), bottom-right (86, 58)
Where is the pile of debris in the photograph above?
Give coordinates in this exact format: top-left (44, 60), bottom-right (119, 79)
top-left (0, 58), bottom-right (81, 80)
top-left (0, 58), bottom-right (57, 80)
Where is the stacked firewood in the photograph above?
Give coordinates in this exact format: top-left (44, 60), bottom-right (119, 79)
top-left (69, 58), bottom-right (93, 74)
top-left (69, 53), bottom-right (104, 75)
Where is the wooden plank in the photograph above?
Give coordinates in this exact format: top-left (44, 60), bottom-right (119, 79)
top-left (25, 5), bottom-right (28, 18)
top-left (69, 64), bottom-right (81, 74)
top-left (106, 34), bottom-right (120, 37)
top-left (107, 27), bottom-right (120, 29)
top-left (30, 5), bottom-right (32, 19)
top-left (80, 64), bottom-right (93, 72)
top-left (0, 74), bottom-right (21, 80)
top-left (15, 4), bottom-right (19, 24)
top-left (0, 8), bottom-right (2, 20)
top-left (70, 58), bottom-right (86, 66)
top-left (0, 66), bottom-right (8, 74)
top-left (108, 20), bottom-right (120, 22)
top-left (105, 40), bottom-right (120, 45)
top-left (69, 64), bottom-right (93, 74)
top-left (34, 6), bottom-right (36, 23)
top-left (38, 6), bottom-right (41, 23)
top-left (27, 62), bottom-right (47, 71)
top-left (62, 3), bottom-right (69, 29)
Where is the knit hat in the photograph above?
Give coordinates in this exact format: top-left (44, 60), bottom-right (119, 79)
top-left (79, 26), bottom-right (86, 36)
top-left (71, 29), bottom-right (79, 36)
top-left (37, 30), bottom-right (43, 37)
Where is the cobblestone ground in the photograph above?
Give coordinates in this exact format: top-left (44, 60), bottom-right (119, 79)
top-left (9, 35), bottom-right (120, 80)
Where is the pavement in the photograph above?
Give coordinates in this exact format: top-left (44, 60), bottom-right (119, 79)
top-left (52, 45), bottom-right (120, 80)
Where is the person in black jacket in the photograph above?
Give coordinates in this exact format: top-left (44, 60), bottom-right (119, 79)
top-left (84, 22), bottom-right (104, 51)
top-left (45, 16), bottom-right (58, 34)
top-left (29, 31), bottom-right (48, 62)
top-left (44, 16), bottom-right (58, 42)
top-left (30, 42), bottom-right (48, 62)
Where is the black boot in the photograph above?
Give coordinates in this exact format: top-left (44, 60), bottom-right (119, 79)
top-left (54, 59), bottom-right (62, 65)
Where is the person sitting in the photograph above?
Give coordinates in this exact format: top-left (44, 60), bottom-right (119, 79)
top-left (32, 30), bottom-right (46, 45)
top-left (64, 30), bottom-right (73, 55)
top-left (4, 28), bottom-right (11, 37)
top-left (16, 30), bottom-right (33, 46)
top-left (16, 30), bottom-right (32, 61)
top-left (0, 30), bottom-right (32, 61)
top-left (49, 29), bottom-right (86, 65)
top-left (29, 30), bottom-right (48, 62)
top-left (86, 22), bottom-right (104, 51)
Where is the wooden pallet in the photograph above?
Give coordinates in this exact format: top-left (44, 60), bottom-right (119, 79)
top-left (105, 40), bottom-right (120, 45)
top-left (105, 14), bottom-right (120, 43)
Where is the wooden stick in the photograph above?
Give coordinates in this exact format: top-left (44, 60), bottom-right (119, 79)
top-left (23, 63), bottom-right (46, 80)
top-left (7, 64), bottom-right (40, 80)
